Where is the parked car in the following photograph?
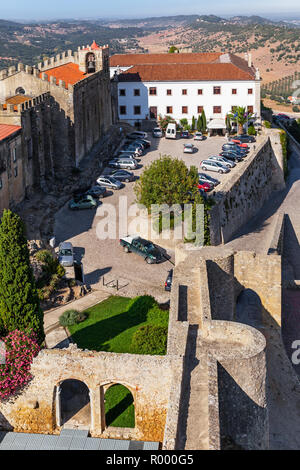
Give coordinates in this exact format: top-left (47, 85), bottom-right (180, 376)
top-left (125, 139), bottom-right (145, 150)
top-left (96, 176), bottom-right (122, 190)
top-left (58, 242), bottom-right (74, 267)
top-left (152, 127), bottom-right (163, 138)
top-left (164, 269), bottom-right (173, 291)
top-left (222, 143), bottom-right (248, 155)
top-left (69, 195), bottom-right (97, 210)
top-left (108, 158), bottom-right (137, 170)
top-left (208, 156), bottom-right (236, 168)
top-left (219, 151), bottom-right (243, 162)
top-left (198, 173), bottom-right (220, 187)
top-left (108, 169), bottom-right (135, 182)
top-left (183, 143), bottom-right (196, 154)
top-left (235, 134), bottom-right (256, 143)
top-left (180, 130), bottom-right (190, 139)
top-left (229, 138), bottom-right (250, 149)
top-left (194, 131), bottom-right (204, 141)
top-left (116, 150), bottom-right (138, 159)
top-left (134, 138), bottom-right (151, 148)
top-left (208, 155), bottom-right (236, 168)
top-left (200, 160), bottom-right (230, 174)
top-left (85, 186), bottom-right (108, 198)
top-left (121, 145), bottom-right (143, 156)
top-left (165, 123), bottom-right (177, 139)
top-left (120, 235), bottom-right (163, 264)
top-left (127, 131), bottom-right (148, 139)
top-left (115, 153), bottom-right (139, 162)
top-left (197, 181), bottom-right (212, 192)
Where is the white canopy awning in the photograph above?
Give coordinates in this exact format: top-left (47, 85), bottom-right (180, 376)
top-left (207, 119), bottom-right (226, 129)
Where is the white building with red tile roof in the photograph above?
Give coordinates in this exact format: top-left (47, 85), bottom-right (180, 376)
top-left (110, 52), bottom-right (261, 130)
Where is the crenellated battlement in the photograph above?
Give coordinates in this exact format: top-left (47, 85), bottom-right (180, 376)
top-left (0, 92), bottom-right (50, 116)
top-left (38, 50), bottom-right (74, 71)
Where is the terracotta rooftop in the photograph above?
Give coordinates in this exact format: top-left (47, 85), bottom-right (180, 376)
top-left (5, 95), bottom-right (31, 105)
top-left (110, 52), bottom-right (223, 66)
top-left (83, 40), bottom-right (101, 51)
top-left (40, 63), bottom-right (86, 88)
top-left (0, 124), bottom-right (22, 142)
top-left (117, 62), bottom-right (256, 82)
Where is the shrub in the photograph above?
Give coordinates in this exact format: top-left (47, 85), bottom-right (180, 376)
top-left (248, 124), bottom-right (257, 136)
top-left (130, 325), bottom-right (168, 355)
top-left (0, 329), bottom-right (40, 399)
top-left (147, 305), bottom-right (169, 327)
top-left (264, 120), bottom-right (271, 128)
top-left (35, 249), bottom-right (53, 264)
top-left (59, 309), bottom-right (87, 327)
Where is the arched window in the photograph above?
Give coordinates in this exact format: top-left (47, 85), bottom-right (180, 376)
top-left (86, 53), bottom-right (96, 74)
top-left (104, 384), bottom-right (135, 428)
top-left (59, 379), bottom-right (90, 427)
top-left (15, 87), bottom-right (25, 95)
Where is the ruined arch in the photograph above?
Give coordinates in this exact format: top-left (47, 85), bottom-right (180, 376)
top-left (57, 378), bottom-right (91, 427)
top-left (103, 383), bottom-right (135, 428)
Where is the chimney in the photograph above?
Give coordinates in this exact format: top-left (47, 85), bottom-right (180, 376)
top-left (248, 53), bottom-right (252, 68)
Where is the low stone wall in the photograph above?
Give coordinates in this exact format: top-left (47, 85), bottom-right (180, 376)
top-left (267, 212), bottom-right (286, 256)
top-left (210, 133), bottom-right (285, 245)
top-left (0, 346), bottom-right (180, 443)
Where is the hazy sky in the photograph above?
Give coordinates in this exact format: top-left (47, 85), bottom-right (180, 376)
top-left (1, 0), bottom-right (299, 21)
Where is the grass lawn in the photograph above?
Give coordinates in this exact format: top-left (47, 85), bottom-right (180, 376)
top-left (105, 384), bottom-right (135, 428)
top-left (68, 295), bottom-right (168, 428)
top-left (68, 295), bottom-right (167, 353)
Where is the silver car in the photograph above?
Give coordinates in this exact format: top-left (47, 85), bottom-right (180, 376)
top-left (208, 155), bottom-right (236, 168)
top-left (96, 176), bottom-right (122, 190)
top-left (58, 242), bottom-right (74, 267)
top-left (200, 160), bottom-right (230, 174)
top-left (108, 159), bottom-right (137, 170)
top-left (183, 143), bottom-right (196, 154)
top-left (194, 132), bottom-right (204, 141)
top-left (152, 127), bottom-right (163, 138)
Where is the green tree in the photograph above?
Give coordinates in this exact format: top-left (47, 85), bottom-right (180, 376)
top-left (191, 116), bottom-right (196, 131)
top-left (0, 210), bottom-right (44, 343)
top-left (168, 46), bottom-right (179, 53)
top-left (201, 109), bottom-right (207, 132)
top-left (134, 156), bottom-right (198, 209)
top-left (228, 106), bottom-right (254, 134)
top-left (197, 114), bottom-right (203, 132)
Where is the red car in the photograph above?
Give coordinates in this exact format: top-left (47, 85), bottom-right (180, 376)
top-left (197, 181), bottom-right (212, 192)
top-left (229, 138), bottom-right (249, 149)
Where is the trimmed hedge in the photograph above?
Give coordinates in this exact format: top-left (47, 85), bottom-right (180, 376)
top-left (130, 325), bottom-right (168, 355)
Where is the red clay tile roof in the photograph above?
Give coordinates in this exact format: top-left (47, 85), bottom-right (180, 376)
top-left (40, 63), bottom-right (86, 88)
top-left (0, 124), bottom-right (21, 141)
top-left (118, 63), bottom-right (255, 82)
top-left (6, 95), bottom-right (31, 105)
top-left (83, 40), bottom-right (101, 51)
top-left (110, 52), bottom-right (223, 66)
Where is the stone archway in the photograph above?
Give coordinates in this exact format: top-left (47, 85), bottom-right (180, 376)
top-left (104, 383), bottom-right (135, 428)
top-left (58, 379), bottom-right (91, 428)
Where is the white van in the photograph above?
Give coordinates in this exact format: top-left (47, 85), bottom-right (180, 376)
top-left (165, 123), bottom-right (177, 139)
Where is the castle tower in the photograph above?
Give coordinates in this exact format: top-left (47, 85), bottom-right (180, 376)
top-left (77, 41), bottom-right (109, 74)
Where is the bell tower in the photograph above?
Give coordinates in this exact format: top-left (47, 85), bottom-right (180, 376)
top-left (78, 41), bottom-right (109, 74)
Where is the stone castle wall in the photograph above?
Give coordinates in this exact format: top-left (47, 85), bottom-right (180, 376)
top-left (210, 132), bottom-right (285, 245)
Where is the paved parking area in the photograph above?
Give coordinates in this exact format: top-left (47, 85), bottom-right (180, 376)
top-left (54, 133), bottom-right (256, 301)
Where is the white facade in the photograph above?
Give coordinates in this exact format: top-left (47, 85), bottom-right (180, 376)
top-left (115, 79), bottom-right (261, 125)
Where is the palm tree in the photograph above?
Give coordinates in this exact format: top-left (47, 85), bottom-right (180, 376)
top-left (228, 106), bottom-right (253, 135)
